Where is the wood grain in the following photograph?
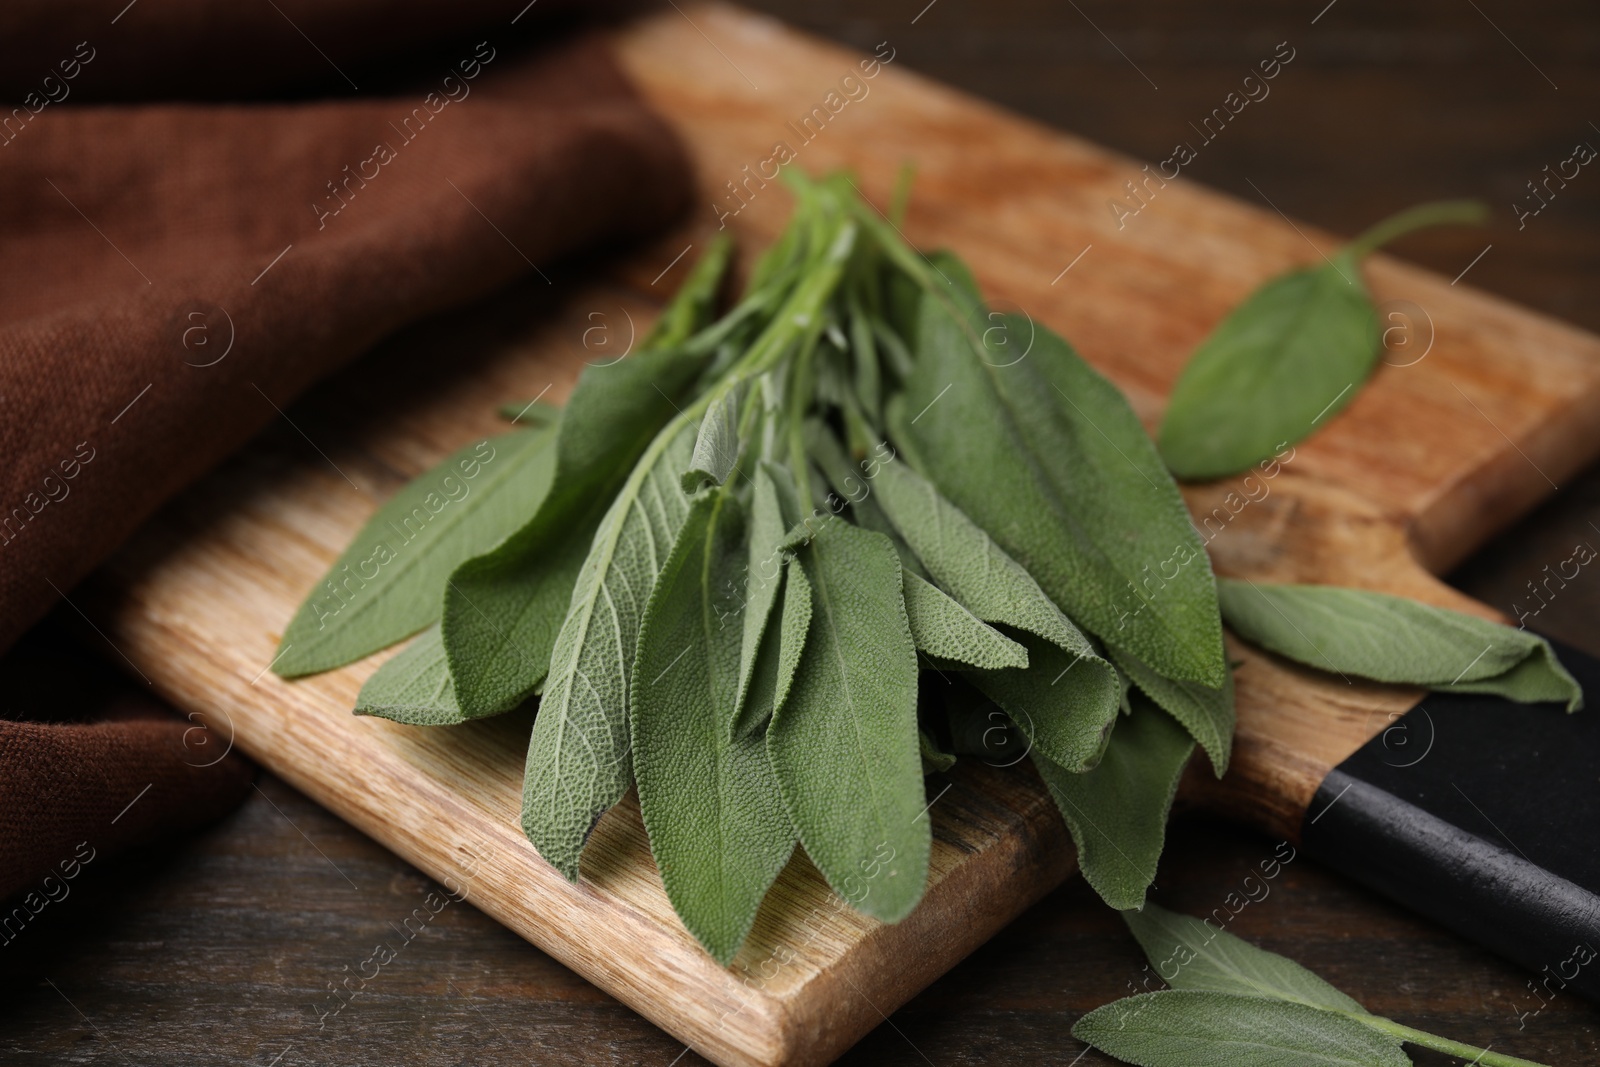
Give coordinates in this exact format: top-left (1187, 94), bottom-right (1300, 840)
top-left (80, 6), bottom-right (1600, 1066)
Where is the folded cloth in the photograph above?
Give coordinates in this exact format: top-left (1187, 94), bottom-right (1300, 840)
top-left (0, 5), bottom-right (692, 899)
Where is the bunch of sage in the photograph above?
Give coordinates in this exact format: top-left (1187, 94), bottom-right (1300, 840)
top-left (275, 171), bottom-right (1577, 965)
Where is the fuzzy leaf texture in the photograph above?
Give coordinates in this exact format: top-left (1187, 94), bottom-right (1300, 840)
top-left (1122, 902), bottom-right (1366, 1012)
top-left (1032, 696), bottom-right (1194, 909)
top-left (1110, 646), bottom-right (1234, 776)
top-left (354, 625), bottom-right (469, 726)
top-left (519, 418), bottom-right (700, 878)
top-left (731, 462), bottom-right (791, 732)
top-left (1158, 200), bottom-right (1487, 480)
top-left (630, 491), bottom-right (795, 963)
top-left (275, 427), bottom-right (557, 678)
top-left (1216, 579), bottom-right (1582, 711)
top-left (1073, 991), bottom-right (1412, 1067)
top-left (901, 572), bottom-right (1028, 670)
top-left (734, 557), bottom-right (811, 740)
top-left (443, 345), bottom-right (706, 717)
top-left (895, 256), bottom-right (1225, 687)
top-left (766, 520), bottom-right (929, 922)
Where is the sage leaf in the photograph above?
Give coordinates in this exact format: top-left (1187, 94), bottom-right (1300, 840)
top-left (275, 427), bottom-right (557, 678)
top-left (897, 271), bottom-right (1225, 687)
top-left (972, 633), bottom-right (1121, 773)
top-left (901, 572), bottom-right (1028, 670)
top-left (767, 520), bottom-right (929, 922)
top-left (682, 384), bottom-right (744, 493)
top-left (1158, 201), bottom-right (1487, 481)
top-left (732, 463), bottom-right (790, 730)
top-left (442, 344), bottom-right (707, 716)
top-left (519, 417), bottom-right (699, 878)
top-left (1072, 990), bottom-right (1412, 1067)
top-left (354, 625), bottom-right (470, 726)
top-left (735, 557), bottom-right (811, 739)
top-left (919, 728), bottom-right (956, 774)
top-left (1033, 697), bottom-right (1194, 909)
top-left (1123, 902), bottom-right (1366, 1012)
top-left (1216, 579), bottom-right (1582, 711)
top-left (630, 491), bottom-right (795, 963)
top-left (1110, 646), bottom-right (1234, 776)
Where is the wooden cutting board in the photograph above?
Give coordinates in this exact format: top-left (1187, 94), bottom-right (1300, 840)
top-left (86, 6), bottom-right (1600, 1066)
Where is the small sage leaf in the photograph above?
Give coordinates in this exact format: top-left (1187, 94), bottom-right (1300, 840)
top-left (1217, 579), bottom-right (1581, 711)
top-left (1072, 990), bottom-right (1412, 1067)
top-left (1122, 902), bottom-right (1366, 1013)
top-left (901, 572), bottom-right (1028, 670)
top-left (354, 625), bottom-right (472, 726)
top-left (1032, 697), bottom-right (1194, 910)
top-left (276, 427), bottom-right (557, 678)
top-left (630, 490), bottom-right (795, 963)
top-left (767, 520), bottom-right (929, 923)
top-left (1110, 646), bottom-right (1234, 776)
top-left (1158, 201), bottom-right (1487, 481)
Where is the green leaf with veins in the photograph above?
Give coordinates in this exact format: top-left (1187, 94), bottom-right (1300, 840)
top-left (518, 417), bottom-right (699, 879)
top-left (275, 426), bottom-right (557, 678)
top-left (735, 557), bottom-right (811, 740)
top-left (1110, 645), bottom-right (1234, 776)
top-left (1217, 579), bottom-right (1581, 711)
top-left (630, 490), bottom-right (795, 963)
top-left (354, 625), bottom-right (472, 726)
top-left (766, 520), bottom-right (929, 922)
top-left (901, 571), bottom-right (1028, 670)
top-left (1032, 695), bottom-right (1194, 909)
top-left (894, 262), bottom-right (1225, 687)
top-left (442, 345), bottom-right (707, 717)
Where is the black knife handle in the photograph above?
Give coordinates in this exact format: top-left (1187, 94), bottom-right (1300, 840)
top-left (1301, 637), bottom-right (1600, 1003)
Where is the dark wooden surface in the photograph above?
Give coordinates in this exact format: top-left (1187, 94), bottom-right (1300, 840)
top-left (5, 1), bottom-right (1600, 1063)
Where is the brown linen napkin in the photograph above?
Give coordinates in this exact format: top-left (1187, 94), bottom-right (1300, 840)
top-left (0, 7), bottom-right (692, 900)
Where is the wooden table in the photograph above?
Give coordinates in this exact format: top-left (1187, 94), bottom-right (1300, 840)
top-left (4, 0), bottom-right (1599, 1063)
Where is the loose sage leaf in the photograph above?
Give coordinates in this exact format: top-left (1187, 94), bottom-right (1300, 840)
top-left (735, 558), bottom-right (811, 740)
top-left (767, 520), bottom-right (929, 922)
top-left (275, 427), bottom-right (557, 678)
top-left (1033, 697), bottom-right (1194, 909)
top-left (630, 491), bottom-right (795, 963)
top-left (1216, 579), bottom-right (1582, 711)
top-left (1110, 646), bottom-right (1234, 777)
top-left (643, 231), bottom-right (735, 351)
top-left (901, 572), bottom-right (1028, 670)
top-left (354, 625), bottom-right (471, 726)
top-left (1158, 201), bottom-right (1487, 481)
top-left (519, 418), bottom-right (699, 878)
top-left (682, 384), bottom-right (744, 493)
top-left (498, 399), bottom-right (561, 426)
top-left (1123, 903), bottom-right (1367, 1012)
top-left (443, 345), bottom-right (707, 717)
top-left (896, 265), bottom-right (1225, 687)
top-left (732, 463), bottom-right (790, 730)
top-left (1073, 991), bottom-right (1412, 1067)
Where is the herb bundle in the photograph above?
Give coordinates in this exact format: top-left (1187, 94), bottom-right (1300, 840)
top-left (276, 170), bottom-right (1577, 965)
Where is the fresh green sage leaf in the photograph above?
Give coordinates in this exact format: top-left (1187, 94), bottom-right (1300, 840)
top-left (1073, 990), bottom-right (1412, 1067)
top-left (735, 558), bottom-right (811, 740)
top-left (766, 520), bottom-right (929, 922)
top-left (919, 728), bottom-right (956, 774)
top-left (442, 344), bottom-right (707, 717)
top-left (275, 427), bottom-right (557, 678)
top-left (1123, 902), bottom-right (1366, 1012)
top-left (1033, 697), bottom-right (1194, 910)
top-left (972, 632), bottom-right (1121, 773)
top-left (1158, 201), bottom-right (1487, 481)
top-left (519, 417), bottom-right (699, 878)
top-left (683, 383), bottom-right (744, 493)
top-left (1110, 646), bottom-right (1234, 776)
top-left (901, 572), bottom-right (1028, 670)
top-left (353, 625), bottom-right (471, 726)
top-left (897, 282), bottom-right (1225, 687)
top-left (732, 462), bottom-right (790, 731)
top-left (630, 490), bottom-right (795, 963)
top-left (1216, 579), bottom-right (1582, 711)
